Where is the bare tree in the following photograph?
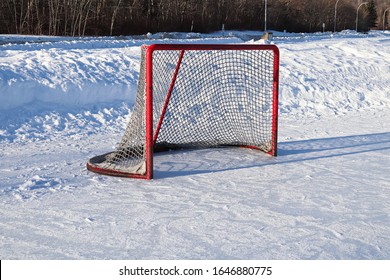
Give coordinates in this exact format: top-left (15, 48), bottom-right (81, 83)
top-left (110, 0), bottom-right (122, 35)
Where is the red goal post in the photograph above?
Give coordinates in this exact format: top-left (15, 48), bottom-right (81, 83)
top-left (87, 44), bottom-right (280, 180)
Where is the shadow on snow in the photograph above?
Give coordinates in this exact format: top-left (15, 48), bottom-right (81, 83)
top-left (154, 132), bottom-right (390, 179)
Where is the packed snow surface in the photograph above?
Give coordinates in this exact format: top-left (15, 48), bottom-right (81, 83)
top-left (0, 30), bottom-right (389, 259)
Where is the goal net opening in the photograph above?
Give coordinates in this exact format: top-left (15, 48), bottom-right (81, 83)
top-left (87, 44), bottom-right (280, 180)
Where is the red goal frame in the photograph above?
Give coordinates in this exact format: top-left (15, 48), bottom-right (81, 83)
top-left (87, 44), bottom-right (280, 180)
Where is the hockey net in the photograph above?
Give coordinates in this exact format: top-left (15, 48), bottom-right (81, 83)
top-left (87, 44), bottom-right (279, 179)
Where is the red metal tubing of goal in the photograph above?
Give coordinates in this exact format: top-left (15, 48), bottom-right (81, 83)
top-left (271, 45), bottom-right (280, 157)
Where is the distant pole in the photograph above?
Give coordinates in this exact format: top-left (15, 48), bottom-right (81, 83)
top-left (264, 0), bottom-right (267, 32)
top-left (384, 7), bottom-right (390, 32)
top-left (356, 2), bottom-right (368, 32)
top-left (334, 0), bottom-right (340, 33)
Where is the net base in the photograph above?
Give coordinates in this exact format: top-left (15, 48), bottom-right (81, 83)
top-left (87, 152), bottom-right (147, 178)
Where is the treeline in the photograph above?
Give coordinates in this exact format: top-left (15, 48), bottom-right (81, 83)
top-left (0, 0), bottom-right (387, 36)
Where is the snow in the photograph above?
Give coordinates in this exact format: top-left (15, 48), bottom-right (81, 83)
top-left (0, 30), bottom-right (389, 260)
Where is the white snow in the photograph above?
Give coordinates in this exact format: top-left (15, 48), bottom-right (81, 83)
top-left (0, 30), bottom-right (389, 259)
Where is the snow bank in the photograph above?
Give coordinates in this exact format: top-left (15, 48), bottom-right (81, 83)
top-left (278, 32), bottom-right (390, 116)
top-left (1, 31), bottom-right (389, 144)
top-left (1, 31), bottom-right (388, 115)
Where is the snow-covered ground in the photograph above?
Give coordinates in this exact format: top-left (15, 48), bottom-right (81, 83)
top-left (0, 30), bottom-right (389, 259)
